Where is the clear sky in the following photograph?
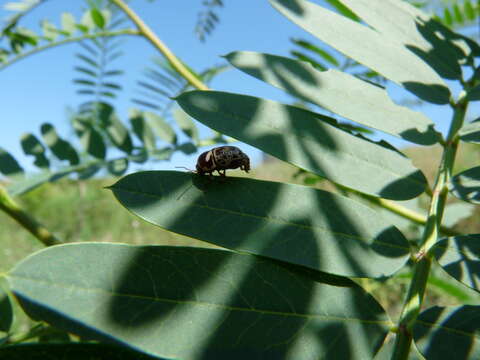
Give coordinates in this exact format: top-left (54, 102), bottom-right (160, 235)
top-left (0, 0), bottom-right (478, 176)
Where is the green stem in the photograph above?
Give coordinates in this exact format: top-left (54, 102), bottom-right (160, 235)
top-left (110, 0), bottom-right (209, 91)
top-left (391, 97), bottom-right (468, 360)
top-left (0, 29), bottom-right (140, 71)
top-left (0, 185), bottom-right (60, 246)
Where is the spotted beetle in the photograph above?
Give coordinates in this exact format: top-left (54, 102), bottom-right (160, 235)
top-left (196, 146), bottom-right (250, 176)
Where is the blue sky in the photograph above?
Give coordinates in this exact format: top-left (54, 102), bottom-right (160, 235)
top-left (0, 0), bottom-right (478, 175)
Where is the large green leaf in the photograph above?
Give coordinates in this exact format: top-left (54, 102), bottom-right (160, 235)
top-left (270, 0), bottom-right (450, 104)
top-left (413, 305), bottom-right (480, 359)
top-left (109, 171), bottom-right (410, 277)
top-left (0, 343), bottom-right (160, 360)
top-left (176, 90), bottom-right (427, 200)
top-left (336, 0), bottom-right (466, 80)
top-left (450, 166), bottom-right (480, 204)
top-left (432, 235), bottom-right (480, 293)
top-left (8, 243), bottom-right (390, 359)
top-left (226, 52), bottom-right (439, 145)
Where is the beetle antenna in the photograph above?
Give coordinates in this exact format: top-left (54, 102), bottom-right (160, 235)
top-left (175, 166), bottom-right (196, 173)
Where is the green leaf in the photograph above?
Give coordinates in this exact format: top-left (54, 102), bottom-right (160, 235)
top-left (8, 243), bottom-right (391, 359)
top-left (107, 158), bottom-right (128, 176)
top-left (290, 50), bottom-right (327, 70)
top-left (176, 142), bottom-right (196, 154)
top-left (0, 147), bottom-right (24, 178)
top-left (414, 305), bottom-right (480, 359)
top-left (72, 117), bottom-right (106, 159)
top-left (291, 38), bottom-right (339, 66)
top-left (80, 10), bottom-right (95, 32)
top-left (129, 109), bottom-right (156, 150)
top-left (466, 84), bottom-right (480, 101)
top-left (443, 7), bottom-right (453, 26)
top-left (20, 133), bottom-right (49, 169)
top-left (40, 123), bottom-right (80, 165)
top-left (61, 12), bottom-right (76, 35)
top-left (270, 0), bottom-right (451, 104)
top-left (144, 111), bottom-right (177, 144)
top-left (90, 8), bottom-right (105, 29)
top-left (226, 52), bottom-right (439, 145)
top-left (450, 166), bottom-right (480, 204)
top-left (432, 235), bottom-right (480, 293)
top-left (176, 90), bottom-right (427, 200)
top-left (324, 0), bottom-right (359, 21)
top-left (40, 20), bottom-right (58, 41)
top-left (459, 119), bottom-right (480, 144)
top-left (0, 285), bottom-right (13, 333)
top-left (110, 171), bottom-right (410, 277)
top-left (173, 108), bottom-right (199, 142)
top-left (452, 3), bottom-right (464, 23)
top-left (465, 0), bottom-right (475, 21)
top-left (97, 103), bottom-right (133, 154)
top-left (334, 0), bottom-right (464, 81)
top-left (0, 343), bottom-right (159, 360)
top-left (442, 202), bottom-right (474, 227)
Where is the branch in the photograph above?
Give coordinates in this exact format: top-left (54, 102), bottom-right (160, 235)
top-left (0, 185), bottom-right (61, 246)
top-left (0, 29), bottom-right (141, 71)
top-left (110, 0), bottom-right (209, 91)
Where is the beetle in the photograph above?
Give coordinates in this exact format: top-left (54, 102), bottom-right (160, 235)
top-left (196, 146), bottom-right (250, 176)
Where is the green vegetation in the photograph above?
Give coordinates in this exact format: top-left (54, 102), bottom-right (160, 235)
top-left (1, 0), bottom-right (480, 359)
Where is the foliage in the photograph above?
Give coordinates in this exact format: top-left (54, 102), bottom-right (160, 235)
top-left (0, 0), bottom-right (480, 360)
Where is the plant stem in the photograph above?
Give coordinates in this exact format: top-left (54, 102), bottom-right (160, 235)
top-left (110, 0), bottom-right (209, 91)
top-left (0, 185), bottom-right (61, 246)
top-left (391, 96), bottom-right (468, 360)
top-left (0, 29), bottom-right (141, 71)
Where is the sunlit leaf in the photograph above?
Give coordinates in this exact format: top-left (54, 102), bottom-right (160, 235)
top-left (176, 90), bottom-right (427, 200)
top-left (144, 111), bottom-right (177, 144)
top-left (173, 108), bottom-right (199, 142)
top-left (20, 133), bottom-right (49, 168)
top-left (8, 243), bottom-right (391, 359)
top-left (61, 12), bottom-right (76, 35)
top-left (450, 166), bottom-right (480, 204)
top-left (335, 0), bottom-right (464, 81)
top-left (291, 38), bottom-right (339, 66)
top-left (466, 84), bottom-right (480, 101)
top-left (72, 117), bottom-right (106, 159)
top-left (40, 123), bottom-right (79, 165)
top-left (432, 235), bottom-right (480, 293)
top-left (96, 103), bottom-right (133, 154)
top-left (107, 158), bottom-right (128, 176)
top-left (226, 52), bottom-right (439, 145)
top-left (110, 171), bottom-right (410, 277)
top-left (270, 0), bottom-right (451, 104)
top-left (459, 119), bottom-right (480, 144)
top-left (0, 147), bottom-right (24, 178)
top-left (414, 305), bottom-right (480, 359)
top-left (129, 109), bottom-right (156, 150)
